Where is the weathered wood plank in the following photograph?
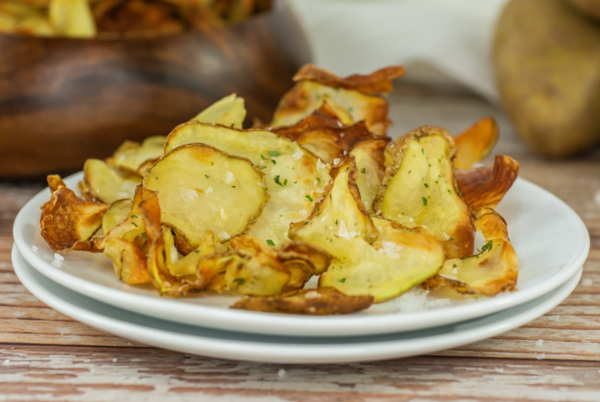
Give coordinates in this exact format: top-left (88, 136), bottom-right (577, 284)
top-left (1, 346), bottom-right (600, 402)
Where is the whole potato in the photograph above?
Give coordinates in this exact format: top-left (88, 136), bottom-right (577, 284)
top-left (494, 0), bottom-right (600, 157)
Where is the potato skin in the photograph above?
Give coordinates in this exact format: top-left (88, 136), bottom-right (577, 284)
top-left (494, 0), bottom-right (600, 157)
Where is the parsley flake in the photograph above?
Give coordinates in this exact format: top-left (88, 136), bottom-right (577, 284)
top-left (422, 197), bottom-right (428, 206)
top-left (305, 195), bottom-right (313, 202)
top-left (267, 150), bottom-right (281, 157)
top-left (266, 239), bottom-right (275, 246)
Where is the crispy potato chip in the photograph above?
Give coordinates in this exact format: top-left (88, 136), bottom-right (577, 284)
top-left (454, 117), bottom-right (499, 170)
top-left (289, 157), bottom-right (378, 251)
top-left (102, 199), bottom-right (132, 234)
top-left (290, 158), bottom-right (444, 302)
top-left (455, 155), bottom-right (520, 214)
top-left (40, 175), bottom-right (108, 252)
top-left (223, 251), bottom-right (291, 296)
top-left (49, 0), bottom-right (96, 37)
top-left (83, 159), bottom-right (142, 203)
top-left (145, 143), bottom-right (269, 247)
top-left (167, 230), bottom-right (217, 286)
top-left (189, 94), bottom-right (246, 129)
top-left (0, 1), bottom-right (57, 36)
top-left (427, 209), bottom-right (518, 296)
top-left (107, 136), bottom-right (166, 175)
top-left (231, 287), bottom-right (374, 315)
top-left (93, 185), bottom-right (150, 252)
top-left (103, 237), bottom-right (152, 285)
top-left (164, 122), bottom-right (330, 246)
top-left (140, 193), bottom-right (196, 295)
top-left (374, 126), bottom-right (475, 259)
top-left (272, 81), bottom-right (391, 136)
top-left (350, 137), bottom-right (390, 212)
top-left (293, 64), bottom-right (405, 95)
top-left (272, 111), bottom-right (374, 164)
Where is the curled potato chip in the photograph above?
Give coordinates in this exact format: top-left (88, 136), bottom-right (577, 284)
top-left (427, 209), bottom-right (518, 296)
top-left (289, 157), bottom-right (378, 250)
top-left (349, 137), bottom-right (390, 212)
top-left (145, 143), bottom-right (269, 247)
top-left (164, 122), bottom-right (330, 247)
top-left (272, 109), bottom-right (375, 164)
top-left (107, 136), bottom-right (166, 175)
top-left (290, 158), bottom-right (444, 302)
top-left (40, 175), bottom-right (108, 252)
top-left (454, 116), bottom-right (499, 170)
top-left (189, 94), bottom-right (246, 129)
top-left (103, 237), bottom-right (151, 285)
top-left (293, 64), bottom-right (405, 95)
top-left (374, 126), bottom-right (475, 259)
top-left (83, 159), bottom-right (142, 204)
top-left (272, 64), bottom-right (403, 136)
top-left (231, 287), bottom-right (374, 315)
top-left (102, 199), bottom-right (132, 234)
top-left (455, 155), bottom-right (520, 214)
top-left (49, 0), bottom-right (96, 37)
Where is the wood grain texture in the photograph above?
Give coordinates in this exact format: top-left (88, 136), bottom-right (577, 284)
top-left (0, 1), bottom-right (311, 179)
top-left (1, 86), bottom-right (600, 401)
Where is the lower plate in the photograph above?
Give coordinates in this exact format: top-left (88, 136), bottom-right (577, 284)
top-left (13, 245), bottom-right (582, 364)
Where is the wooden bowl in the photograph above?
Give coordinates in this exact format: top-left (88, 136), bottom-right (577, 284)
top-left (0, 2), bottom-right (311, 179)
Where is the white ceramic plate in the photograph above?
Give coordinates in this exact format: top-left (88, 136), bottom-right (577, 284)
top-left (13, 172), bottom-right (590, 337)
top-left (12, 245), bottom-right (582, 364)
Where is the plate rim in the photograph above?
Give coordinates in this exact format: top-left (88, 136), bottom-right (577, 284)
top-left (13, 172), bottom-right (591, 337)
top-left (12, 245), bottom-right (583, 364)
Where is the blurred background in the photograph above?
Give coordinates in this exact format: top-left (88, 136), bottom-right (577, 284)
top-left (1, 0), bottom-right (600, 180)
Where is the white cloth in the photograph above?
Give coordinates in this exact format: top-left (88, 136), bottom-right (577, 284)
top-left (288, 0), bottom-right (509, 102)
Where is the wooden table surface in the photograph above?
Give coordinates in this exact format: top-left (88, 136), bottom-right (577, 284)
top-left (1, 86), bottom-right (599, 401)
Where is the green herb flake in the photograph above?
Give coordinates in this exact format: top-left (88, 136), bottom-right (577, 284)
top-left (361, 168), bottom-right (366, 174)
top-left (233, 278), bottom-right (245, 286)
top-left (267, 150), bottom-right (281, 157)
top-left (231, 186), bottom-right (236, 188)
top-left (424, 183), bottom-right (429, 188)
top-left (481, 241), bottom-right (493, 253)
top-left (266, 239), bottom-right (275, 246)
top-left (335, 219), bottom-right (339, 225)
top-left (338, 278), bottom-right (347, 283)
top-left (274, 175), bottom-right (285, 187)
top-left (271, 159), bottom-right (276, 165)
top-left (448, 237), bottom-right (454, 241)
top-left (194, 250), bottom-right (200, 254)
top-left (205, 174), bottom-right (210, 179)
top-left (260, 154), bottom-right (266, 160)
top-left (130, 215), bottom-right (138, 219)
top-left (408, 170), bottom-right (412, 174)
top-left (422, 197), bottom-right (428, 206)
top-left (305, 195), bottom-right (313, 202)
top-left (453, 264), bottom-right (457, 268)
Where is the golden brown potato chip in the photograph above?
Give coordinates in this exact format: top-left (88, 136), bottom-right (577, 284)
top-left (349, 137), bottom-right (390, 212)
top-left (83, 158), bottom-right (142, 203)
top-left (426, 208), bottom-right (518, 296)
top-left (455, 155), bottom-right (520, 214)
top-left (272, 108), bottom-right (375, 164)
top-left (293, 64), bottom-right (405, 94)
top-left (189, 93), bottom-right (246, 129)
top-left (145, 143), bottom-right (269, 247)
top-left (101, 199), bottom-right (133, 234)
top-left (454, 116), bottom-right (499, 170)
top-left (271, 64), bottom-right (403, 136)
top-left (164, 122), bottom-right (330, 247)
top-left (103, 237), bottom-right (152, 285)
top-left (374, 126), bottom-right (475, 259)
top-left (231, 287), bottom-right (374, 315)
top-left (140, 192), bottom-right (196, 295)
top-left (290, 158), bottom-right (444, 303)
top-left (40, 175), bottom-right (109, 253)
top-left (107, 136), bottom-right (166, 175)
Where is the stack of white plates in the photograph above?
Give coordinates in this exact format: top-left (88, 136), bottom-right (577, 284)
top-left (12, 173), bottom-right (590, 364)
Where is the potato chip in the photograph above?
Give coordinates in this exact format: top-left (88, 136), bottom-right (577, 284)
top-left (374, 126), bottom-right (475, 259)
top-left (231, 287), bottom-right (374, 315)
top-left (145, 143), bottom-right (269, 247)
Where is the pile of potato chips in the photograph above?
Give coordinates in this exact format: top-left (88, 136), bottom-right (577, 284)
top-left (0, 0), bottom-right (272, 38)
top-left (40, 64), bottom-right (520, 315)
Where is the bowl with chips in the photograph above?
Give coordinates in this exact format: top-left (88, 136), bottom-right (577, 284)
top-left (0, 0), bottom-right (310, 178)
